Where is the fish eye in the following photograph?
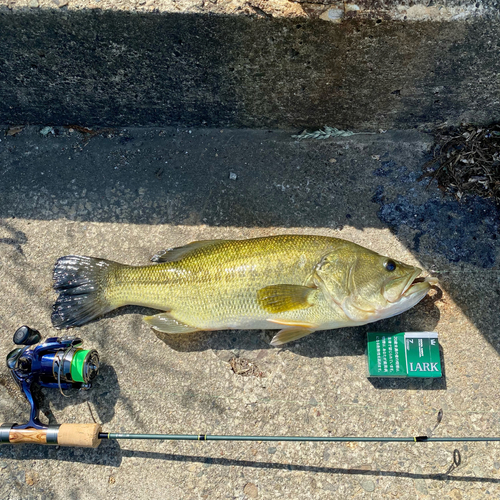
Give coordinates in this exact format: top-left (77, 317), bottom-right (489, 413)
top-left (384, 259), bottom-right (396, 272)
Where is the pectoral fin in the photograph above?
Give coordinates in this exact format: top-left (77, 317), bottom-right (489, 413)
top-left (143, 313), bottom-right (201, 334)
top-left (270, 326), bottom-right (316, 346)
top-left (257, 285), bottom-right (317, 313)
top-left (151, 240), bottom-right (229, 263)
top-left (267, 318), bottom-right (316, 328)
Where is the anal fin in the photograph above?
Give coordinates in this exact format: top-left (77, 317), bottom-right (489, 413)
top-left (143, 313), bottom-right (201, 334)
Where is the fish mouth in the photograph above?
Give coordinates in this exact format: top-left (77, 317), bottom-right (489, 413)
top-left (384, 268), bottom-right (423, 304)
top-left (374, 275), bottom-right (439, 322)
top-left (402, 275), bottom-right (440, 298)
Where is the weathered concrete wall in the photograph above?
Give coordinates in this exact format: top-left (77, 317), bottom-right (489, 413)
top-left (0, 5), bottom-right (499, 129)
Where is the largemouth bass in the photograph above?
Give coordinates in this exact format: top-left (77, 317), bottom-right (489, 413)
top-left (52, 235), bottom-right (437, 345)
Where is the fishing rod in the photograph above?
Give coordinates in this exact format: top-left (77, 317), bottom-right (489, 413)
top-left (2, 326), bottom-right (500, 449)
top-left (98, 433), bottom-right (500, 444)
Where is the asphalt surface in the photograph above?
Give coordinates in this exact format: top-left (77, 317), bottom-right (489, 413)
top-left (0, 126), bottom-right (499, 499)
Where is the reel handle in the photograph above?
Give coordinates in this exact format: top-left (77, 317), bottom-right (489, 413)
top-left (1, 423), bottom-right (102, 448)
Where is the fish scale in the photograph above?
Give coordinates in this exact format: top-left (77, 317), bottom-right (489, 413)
top-left (51, 235), bottom-right (434, 345)
top-left (105, 236), bottom-right (338, 328)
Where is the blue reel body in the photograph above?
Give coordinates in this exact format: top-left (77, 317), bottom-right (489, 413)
top-left (6, 327), bottom-right (99, 430)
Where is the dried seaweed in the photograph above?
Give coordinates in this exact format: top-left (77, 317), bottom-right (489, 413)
top-left (292, 126), bottom-right (356, 140)
top-left (422, 124), bottom-right (500, 203)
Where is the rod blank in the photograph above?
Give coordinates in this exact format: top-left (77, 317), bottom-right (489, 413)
top-left (99, 433), bottom-right (500, 443)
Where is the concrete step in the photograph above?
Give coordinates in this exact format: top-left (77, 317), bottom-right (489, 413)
top-left (1, 4), bottom-right (499, 129)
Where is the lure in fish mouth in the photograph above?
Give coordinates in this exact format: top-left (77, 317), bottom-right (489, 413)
top-left (51, 235), bottom-right (438, 346)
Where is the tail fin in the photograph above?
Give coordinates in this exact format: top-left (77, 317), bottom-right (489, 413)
top-left (52, 255), bottom-right (119, 328)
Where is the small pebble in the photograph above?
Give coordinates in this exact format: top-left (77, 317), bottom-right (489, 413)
top-left (40, 126), bottom-right (54, 136)
top-left (243, 483), bottom-right (258, 498)
top-left (361, 479), bottom-right (375, 492)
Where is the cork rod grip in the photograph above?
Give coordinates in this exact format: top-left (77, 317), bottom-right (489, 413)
top-left (57, 423), bottom-right (102, 448)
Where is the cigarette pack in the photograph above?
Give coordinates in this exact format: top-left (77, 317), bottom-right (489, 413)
top-left (367, 332), bottom-right (442, 378)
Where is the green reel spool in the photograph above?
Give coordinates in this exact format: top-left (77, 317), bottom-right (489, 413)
top-left (70, 349), bottom-right (99, 384)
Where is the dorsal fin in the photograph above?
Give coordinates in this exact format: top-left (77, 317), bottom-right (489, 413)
top-left (151, 240), bottom-right (230, 263)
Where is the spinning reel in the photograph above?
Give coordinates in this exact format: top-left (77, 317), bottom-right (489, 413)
top-left (1, 326), bottom-right (102, 447)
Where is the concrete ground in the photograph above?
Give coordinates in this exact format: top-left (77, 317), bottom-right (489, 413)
top-left (0, 125), bottom-right (499, 499)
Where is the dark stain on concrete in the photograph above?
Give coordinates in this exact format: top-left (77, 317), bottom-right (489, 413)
top-left (373, 183), bottom-right (499, 268)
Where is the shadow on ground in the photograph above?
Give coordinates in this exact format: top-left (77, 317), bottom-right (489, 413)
top-left (35, 364), bottom-right (120, 426)
top-left (2, 441), bottom-right (498, 484)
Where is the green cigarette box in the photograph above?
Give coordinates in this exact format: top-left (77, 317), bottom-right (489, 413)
top-left (367, 332), bottom-right (442, 378)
